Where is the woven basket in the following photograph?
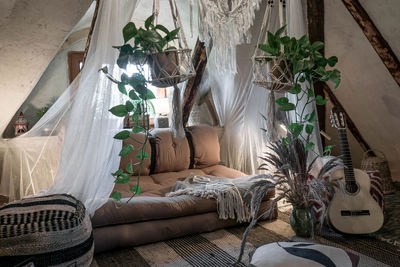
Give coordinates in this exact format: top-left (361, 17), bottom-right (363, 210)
top-left (361, 150), bottom-right (395, 194)
top-left (0, 194), bottom-right (93, 267)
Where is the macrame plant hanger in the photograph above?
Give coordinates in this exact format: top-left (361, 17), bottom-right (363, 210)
top-left (139, 0), bottom-right (196, 138)
top-left (252, 0), bottom-right (293, 141)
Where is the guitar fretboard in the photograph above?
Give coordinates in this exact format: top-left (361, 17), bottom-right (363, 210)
top-left (338, 128), bottom-right (356, 182)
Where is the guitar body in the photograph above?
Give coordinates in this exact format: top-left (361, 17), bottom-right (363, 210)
top-left (328, 168), bottom-right (384, 234)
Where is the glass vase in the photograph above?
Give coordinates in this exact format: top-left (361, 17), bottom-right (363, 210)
top-left (290, 206), bottom-right (314, 238)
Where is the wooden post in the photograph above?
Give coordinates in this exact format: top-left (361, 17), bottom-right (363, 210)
top-left (341, 0), bottom-right (400, 86)
top-left (322, 82), bottom-right (375, 156)
top-left (82, 0), bottom-right (101, 68)
top-left (307, 0), bottom-right (326, 146)
top-left (182, 39), bottom-right (208, 127)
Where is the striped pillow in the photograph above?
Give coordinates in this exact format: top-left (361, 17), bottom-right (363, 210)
top-left (0, 194), bottom-right (93, 267)
top-left (250, 242), bottom-right (359, 267)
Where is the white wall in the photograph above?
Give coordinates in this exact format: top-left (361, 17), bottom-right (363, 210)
top-left (324, 0), bottom-right (400, 181)
top-left (0, 0), bottom-right (92, 133)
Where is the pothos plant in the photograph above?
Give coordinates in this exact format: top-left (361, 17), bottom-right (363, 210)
top-left (99, 15), bottom-right (180, 202)
top-left (259, 25), bottom-right (340, 156)
top-left (115, 13), bottom-right (180, 69)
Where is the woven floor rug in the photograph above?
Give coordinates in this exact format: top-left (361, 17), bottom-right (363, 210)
top-left (93, 211), bottom-right (400, 267)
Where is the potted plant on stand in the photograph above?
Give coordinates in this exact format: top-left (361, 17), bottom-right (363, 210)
top-left (236, 26), bottom-right (343, 263)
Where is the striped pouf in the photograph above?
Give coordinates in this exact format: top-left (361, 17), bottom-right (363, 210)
top-left (0, 194), bottom-right (93, 267)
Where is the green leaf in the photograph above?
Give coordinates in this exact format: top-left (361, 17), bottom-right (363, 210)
top-left (305, 142), bottom-right (315, 151)
top-left (145, 14), bottom-right (155, 29)
top-left (117, 44), bottom-right (134, 69)
top-left (126, 162), bottom-right (134, 174)
top-left (311, 41), bottom-right (324, 51)
top-left (119, 144), bottom-right (134, 157)
top-left (307, 89), bottom-right (314, 98)
top-left (267, 31), bottom-right (276, 50)
top-left (288, 122), bottom-right (300, 131)
top-left (258, 44), bottom-right (277, 55)
top-left (289, 84), bottom-right (302, 94)
top-left (114, 130), bottom-right (130, 140)
top-left (166, 28), bottom-right (180, 42)
top-left (112, 169), bottom-right (123, 176)
top-left (118, 83), bottom-right (127, 95)
top-left (111, 191), bottom-right (122, 201)
top-left (274, 25), bottom-right (286, 38)
top-left (323, 145), bottom-right (335, 155)
top-left (282, 137), bottom-right (291, 146)
top-left (279, 103), bottom-right (296, 111)
top-left (155, 24), bottom-right (169, 34)
top-left (129, 90), bottom-right (140, 100)
top-left (109, 105), bottom-right (128, 117)
top-left (299, 76), bottom-right (306, 82)
top-left (275, 97), bottom-right (289, 106)
top-left (307, 110), bottom-right (317, 123)
top-left (327, 56), bottom-right (338, 67)
top-left (329, 69), bottom-right (341, 89)
top-left (146, 89), bottom-right (156, 100)
top-left (125, 100), bottom-right (135, 112)
top-left (315, 95), bottom-right (328, 105)
top-left (130, 184), bottom-right (142, 195)
top-left (100, 66), bottom-right (108, 74)
top-left (132, 125), bottom-right (144, 133)
top-left (292, 123), bottom-right (304, 138)
top-left (136, 150), bottom-right (150, 160)
top-left (115, 173), bottom-right (130, 184)
top-left (305, 124), bottom-right (314, 134)
top-left (123, 22), bottom-right (137, 43)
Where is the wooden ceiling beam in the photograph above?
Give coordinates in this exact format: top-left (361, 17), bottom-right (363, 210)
top-left (307, 0), bottom-right (326, 145)
top-left (341, 0), bottom-right (400, 86)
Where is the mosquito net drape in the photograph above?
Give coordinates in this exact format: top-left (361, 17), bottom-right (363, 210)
top-left (206, 0), bottom-right (322, 174)
top-left (0, 0), bottom-right (140, 215)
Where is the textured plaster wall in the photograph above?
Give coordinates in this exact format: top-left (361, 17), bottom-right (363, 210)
top-left (324, 0), bottom-right (400, 181)
top-left (0, 0), bottom-right (92, 133)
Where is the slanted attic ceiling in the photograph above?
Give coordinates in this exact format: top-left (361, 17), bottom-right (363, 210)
top-left (0, 0), bottom-right (93, 133)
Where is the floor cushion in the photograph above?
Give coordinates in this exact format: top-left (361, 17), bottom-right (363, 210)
top-left (0, 194), bottom-right (93, 267)
top-left (250, 242), bottom-right (359, 267)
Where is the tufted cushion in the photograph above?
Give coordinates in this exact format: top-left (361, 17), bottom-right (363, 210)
top-left (250, 242), bottom-right (359, 267)
top-left (187, 125), bottom-right (220, 169)
top-left (119, 132), bottom-right (152, 176)
top-left (152, 128), bottom-right (191, 173)
top-left (0, 194), bottom-right (93, 267)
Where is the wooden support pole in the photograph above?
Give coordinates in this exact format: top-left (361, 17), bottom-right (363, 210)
top-left (341, 0), bottom-right (400, 86)
top-left (82, 0), bottom-right (101, 68)
top-left (322, 82), bottom-right (374, 156)
top-left (182, 39), bottom-right (208, 127)
top-left (307, 0), bottom-right (326, 146)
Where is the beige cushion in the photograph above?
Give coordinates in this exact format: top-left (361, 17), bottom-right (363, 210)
top-left (152, 129), bottom-right (190, 173)
top-left (187, 125), bottom-right (220, 169)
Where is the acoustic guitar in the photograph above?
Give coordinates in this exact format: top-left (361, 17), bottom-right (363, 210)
top-left (328, 107), bottom-right (384, 234)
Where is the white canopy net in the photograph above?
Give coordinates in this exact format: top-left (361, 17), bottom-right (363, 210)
top-left (0, 0), bottom-right (140, 215)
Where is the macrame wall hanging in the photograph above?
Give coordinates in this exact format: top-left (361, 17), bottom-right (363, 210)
top-left (198, 0), bottom-right (262, 75)
top-left (137, 0), bottom-right (196, 138)
top-left (252, 0), bottom-right (293, 141)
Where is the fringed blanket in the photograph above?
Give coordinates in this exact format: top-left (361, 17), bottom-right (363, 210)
top-left (166, 174), bottom-right (272, 223)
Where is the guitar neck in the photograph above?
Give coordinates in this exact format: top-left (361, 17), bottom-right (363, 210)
top-left (338, 128), bottom-right (356, 183)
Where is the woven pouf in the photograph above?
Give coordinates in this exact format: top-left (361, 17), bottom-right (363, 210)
top-left (0, 194), bottom-right (93, 267)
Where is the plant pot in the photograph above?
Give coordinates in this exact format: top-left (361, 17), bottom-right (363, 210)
top-left (253, 56), bottom-right (293, 92)
top-left (147, 50), bottom-right (180, 87)
top-left (290, 206), bottom-right (314, 238)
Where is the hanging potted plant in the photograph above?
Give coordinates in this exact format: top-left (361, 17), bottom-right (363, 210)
top-left (115, 14), bottom-right (185, 87)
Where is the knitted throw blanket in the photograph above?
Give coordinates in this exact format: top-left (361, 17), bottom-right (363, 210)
top-left (166, 173), bottom-right (271, 223)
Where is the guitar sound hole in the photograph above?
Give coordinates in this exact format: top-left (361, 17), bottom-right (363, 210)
top-left (346, 183), bottom-right (359, 194)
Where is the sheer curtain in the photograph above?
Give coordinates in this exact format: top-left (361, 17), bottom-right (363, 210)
top-left (0, 0), bottom-right (140, 215)
top-left (206, 0), bottom-right (321, 174)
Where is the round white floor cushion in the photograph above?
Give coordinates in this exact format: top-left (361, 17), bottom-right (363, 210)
top-left (250, 242), bottom-right (353, 267)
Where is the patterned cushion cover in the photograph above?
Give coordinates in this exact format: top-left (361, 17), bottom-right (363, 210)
top-left (250, 242), bottom-right (359, 267)
top-left (0, 194), bottom-right (93, 267)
